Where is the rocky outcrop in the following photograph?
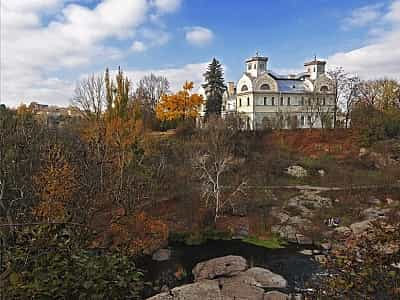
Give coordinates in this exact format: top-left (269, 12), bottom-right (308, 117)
top-left (350, 220), bottom-right (372, 236)
top-left (286, 165), bottom-right (308, 178)
top-left (147, 280), bottom-right (222, 300)
top-left (264, 291), bottom-right (290, 300)
top-left (243, 267), bottom-right (287, 288)
top-left (148, 256), bottom-right (294, 300)
top-left (192, 255), bottom-right (247, 281)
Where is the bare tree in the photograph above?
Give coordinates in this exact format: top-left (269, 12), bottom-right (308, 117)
top-left (72, 74), bottom-right (105, 121)
top-left (192, 117), bottom-right (246, 222)
top-left (328, 67), bottom-right (347, 128)
top-left (72, 74), bottom-right (107, 192)
top-left (135, 74), bottom-right (170, 113)
top-left (342, 75), bottom-right (360, 128)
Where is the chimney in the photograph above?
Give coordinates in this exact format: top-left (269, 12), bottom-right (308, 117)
top-left (227, 82), bottom-right (235, 96)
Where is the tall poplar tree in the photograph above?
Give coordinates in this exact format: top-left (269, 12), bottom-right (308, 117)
top-left (202, 58), bottom-right (226, 117)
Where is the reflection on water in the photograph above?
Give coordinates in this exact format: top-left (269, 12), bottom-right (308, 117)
top-left (140, 239), bottom-right (324, 297)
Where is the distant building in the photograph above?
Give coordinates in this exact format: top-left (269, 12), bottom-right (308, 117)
top-left (28, 102), bottom-right (82, 127)
top-left (199, 53), bottom-right (335, 129)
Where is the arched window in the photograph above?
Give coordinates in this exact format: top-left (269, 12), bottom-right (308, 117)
top-left (241, 85), bottom-right (248, 92)
top-left (320, 86), bottom-right (329, 92)
top-left (260, 83), bottom-right (270, 90)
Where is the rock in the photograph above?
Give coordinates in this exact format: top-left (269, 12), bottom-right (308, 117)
top-left (318, 169), bottom-right (326, 177)
top-left (264, 291), bottom-right (290, 300)
top-left (220, 276), bottom-right (265, 300)
top-left (192, 255), bottom-right (247, 281)
top-left (359, 147), bottom-right (369, 157)
top-left (366, 196), bottom-right (381, 205)
top-left (146, 280), bottom-right (222, 300)
top-left (152, 249), bottom-right (172, 261)
top-left (361, 207), bottom-right (389, 220)
top-left (286, 165), bottom-right (308, 178)
top-left (296, 234), bottom-right (313, 245)
top-left (320, 242), bottom-right (332, 251)
top-left (334, 226), bottom-right (352, 237)
top-left (244, 267), bottom-right (288, 288)
top-left (299, 249), bottom-right (313, 255)
top-left (350, 220), bottom-right (372, 235)
top-left (314, 255), bottom-right (327, 264)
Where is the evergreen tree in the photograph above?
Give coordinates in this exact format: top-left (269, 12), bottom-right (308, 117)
top-left (202, 58), bottom-right (226, 117)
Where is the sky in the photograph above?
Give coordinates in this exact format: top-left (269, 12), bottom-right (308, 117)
top-left (1, 0), bottom-right (400, 107)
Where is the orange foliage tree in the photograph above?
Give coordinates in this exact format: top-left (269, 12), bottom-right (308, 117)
top-left (156, 81), bottom-right (203, 122)
top-left (33, 144), bottom-right (78, 222)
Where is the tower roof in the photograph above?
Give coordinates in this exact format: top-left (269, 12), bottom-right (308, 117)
top-left (304, 59), bottom-right (326, 66)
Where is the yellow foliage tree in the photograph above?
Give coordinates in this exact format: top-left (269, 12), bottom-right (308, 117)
top-left (156, 81), bottom-right (203, 121)
top-left (33, 144), bottom-right (78, 222)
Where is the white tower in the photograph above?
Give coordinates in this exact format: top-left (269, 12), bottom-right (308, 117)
top-left (245, 52), bottom-right (268, 77)
top-left (304, 57), bottom-right (326, 80)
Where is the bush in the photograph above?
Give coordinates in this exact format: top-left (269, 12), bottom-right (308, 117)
top-left (3, 224), bottom-right (145, 299)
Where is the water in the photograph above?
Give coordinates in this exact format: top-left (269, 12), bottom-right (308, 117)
top-left (140, 239), bottom-right (324, 297)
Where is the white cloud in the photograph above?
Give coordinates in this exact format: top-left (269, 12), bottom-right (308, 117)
top-left (329, 0), bottom-right (400, 79)
top-left (185, 26), bottom-right (214, 46)
top-left (342, 3), bottom-right (384, 29)
top-left (0, 0), bottom-right (181, 107)
top-left (152, 0), bottom-right (182, 14)
top-left (125, 62), bottom-right (208, 92)
top-left (131, 41), bottom-right (147, 52)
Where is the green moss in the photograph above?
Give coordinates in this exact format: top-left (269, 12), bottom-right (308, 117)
top-left (169, 229), bottom-right (233, 245)
top-left (242, 236), bottom-right (287, 249)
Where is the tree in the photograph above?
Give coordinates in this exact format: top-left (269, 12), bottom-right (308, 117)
top-left (135, 73), bottom-right (170, 113)
top-left (342, 75), bottom-right (360, 128)
top-left (203, 58), bottom-right (226, 117)
top-left (135, 74), bottom-right (170, 130)
top-left (192, 117), bottom-right (246, 222)
top-left (328, 67), bottom-right (347, 128)
top-left (156, 81), bottom-right (203, 122)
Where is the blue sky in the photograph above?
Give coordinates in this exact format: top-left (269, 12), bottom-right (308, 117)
top-left (1, 0), bottom-right (400, 106)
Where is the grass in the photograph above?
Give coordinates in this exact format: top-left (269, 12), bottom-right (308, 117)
top-left (242, 236), bottom-right (287, 249)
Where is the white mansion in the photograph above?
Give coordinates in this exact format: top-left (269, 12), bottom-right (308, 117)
top-left (199, 54), bottom-right (335, 129)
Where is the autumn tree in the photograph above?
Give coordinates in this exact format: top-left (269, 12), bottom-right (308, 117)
top-left (203, 58), bottom-right (226, 117)
top-left (104, 67), bottom-right (144, 208)
top-left (156, 81), bottom-right (203, 122)
top-left (34, 144), bottom-right (78, 222)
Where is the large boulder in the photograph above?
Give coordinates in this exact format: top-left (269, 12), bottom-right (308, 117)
top-left (361, 207), bottom-right (390, 220)
top-left (350, 220), bottom-right (372, 236)
top-left (192, 255), bottom-right (248, 281)
top-left (146, 280), bottom-right (222, 300)
top-left (219, 276), bottom-right (265, 300)
top-left (243, 267), bottom-right (288, 288)
top-left (264, 291), bottom-right (290, 300)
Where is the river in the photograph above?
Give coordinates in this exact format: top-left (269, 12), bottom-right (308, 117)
top-left (140, 240), bottom-right (324, 298)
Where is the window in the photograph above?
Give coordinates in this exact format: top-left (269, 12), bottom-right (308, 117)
top-left (300, 96), bottom-right (304, 106)
top-left (241, 85), bottom-right (248, 92)
top-left (260, 83), bottom-right (270, 90)
top-left (301, 116), bottom-right (305, 126)
top-left (248, 64), bottom-right (251, 70)
top-left (322, 97), bottom-right (326, 106)
top-left (254, 63), bottom-right (256, 69)
top-left (287, 97), bottom-right (291, 106)
top-left (308, 98), bottom-right (311, 106)
top-left (247, 97), bottom-right (250, 106)
top-left (263, 97), bottom-right (267, 106)
top-left (308, 116), bottom-right (312, 126)
top-left (320, 86), bottom-right (329, 92)
top-left (239, 98), bottom-right (242, 107)
top-left (280, 97), bottom-right (284, 105)
top-left (271, 97), bottom-right (275, 106)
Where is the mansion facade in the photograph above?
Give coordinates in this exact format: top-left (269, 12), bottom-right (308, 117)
top-left (199, 54), bottom-right (335, 129)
